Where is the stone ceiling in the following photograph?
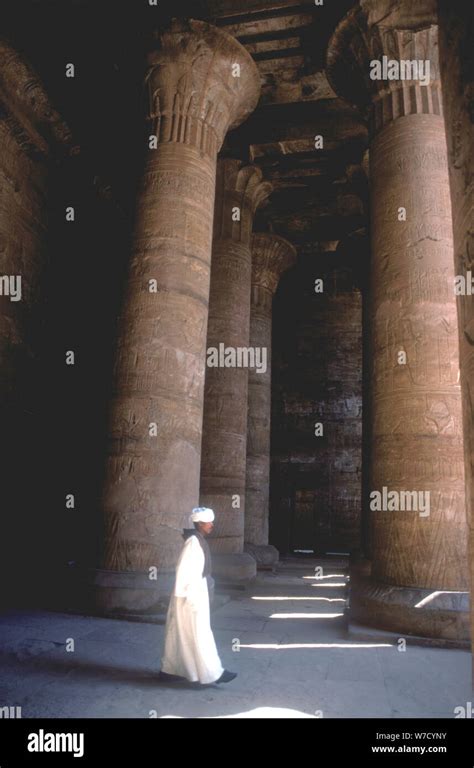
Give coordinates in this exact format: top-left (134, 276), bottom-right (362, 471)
top-left (204, 0), bottom-right (368, 252)
top-left (0, 0), bottom-right (368, 254)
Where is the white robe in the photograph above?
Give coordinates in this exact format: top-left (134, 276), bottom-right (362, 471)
top-left (161, 535), bottom-right (224, 684)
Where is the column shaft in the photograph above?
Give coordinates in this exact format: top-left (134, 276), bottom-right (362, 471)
top-left (245, 285), bottom-right (272, 546)
top-left (438, 0), bottom-right (474, 666)
top-left (0, 40), bottom-right (71, 589)
top-left (200, 160), bottom-right (271, 582)
top-left (370, 116), bottom-right (467, 589)
top-left (98, 20), bottom-right (260, 614)
top-left (245, 234), bottom-right (296, 568)
top-left (104, 143), bottom-right (216, 573)
top-left (327, 5), bottom-right (470, 639)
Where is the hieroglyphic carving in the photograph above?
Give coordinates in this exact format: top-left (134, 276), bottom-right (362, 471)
top-left (368, 111), bottom-right (469, 590)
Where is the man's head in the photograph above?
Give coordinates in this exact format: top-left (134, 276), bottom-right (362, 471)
top-left (195, 520), bottom-right (214, 536)
top-left (189, 506), bottom-right (215, 536)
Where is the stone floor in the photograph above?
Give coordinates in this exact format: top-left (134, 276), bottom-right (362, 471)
top-left (0, 558), bottom-right (471, 718)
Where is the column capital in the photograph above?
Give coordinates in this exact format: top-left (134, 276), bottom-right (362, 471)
top-left (214, 159), bottom-right (273, 244)
top-left (145, 19), bottom-right (261, 158)
top-left (251, 233), bottom-right (296, 295)
top-left (326, 1), bottom-right (443, 134)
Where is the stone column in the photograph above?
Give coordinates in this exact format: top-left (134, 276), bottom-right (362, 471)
top-left (437, 0), bottom-right (474, 665)
top-left (0, 39), bottom-right (71, 405)
top-left (97, 20), bottom-right (260, 615)
top-left (0, 41), bottom-right (72, 588)
top-left (327, 1), bottom-right (470, 640)
top-left (244, 234), bottom-right (296, 568)
top-left (200, 160), bottom-right (272, 583)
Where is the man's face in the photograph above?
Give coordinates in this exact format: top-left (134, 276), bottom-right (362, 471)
top-left (197, 521), bottom-right (214, 536)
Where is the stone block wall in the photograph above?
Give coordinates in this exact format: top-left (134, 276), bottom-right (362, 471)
top-left (271, 250), bottom-right (363, 555)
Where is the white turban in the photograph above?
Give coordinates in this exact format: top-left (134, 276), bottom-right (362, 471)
top-left (189, 507), bottom-right (215, 526)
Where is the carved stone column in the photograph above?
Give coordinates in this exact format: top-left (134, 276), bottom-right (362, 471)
top-left (0, 39), bottom-right (71, 405)
top-left (327, 0), bottom-right (470, 640)
top-left (0, 40), bottom-right (72, 588)
top-left (97, 20), bottom-right (260, 615)
top-left (438, 0), bottom-right (474, 664)
top-left (244, 234), bottom-right (296, 568)
top-left (200, 160), bottom-right (272, 583)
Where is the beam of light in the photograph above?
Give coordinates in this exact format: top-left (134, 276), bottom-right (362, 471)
top-left (238, 642), bottom-right (394, 649)
top-left (251, 596), bottom-right (346, 602)
top-left (269, 612), bottom-right (344, 619)
top-left (415, 590), bottom-right (469, 608)
top-left (310, 583), bottom-right (346, 588)
top-left (302, 574), bottom-right (346, 580)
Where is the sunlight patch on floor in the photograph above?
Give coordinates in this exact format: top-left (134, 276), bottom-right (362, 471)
top-left (269, 612), bottom-right (344, 619)
top-left (238, 642), bottom-right (394, 649)
top-left (302, 574), bottom-right (345, 580)
top-left (251, 596), bottom-right (345, 602)
top-left (415, 590), bottom-right (468, 608)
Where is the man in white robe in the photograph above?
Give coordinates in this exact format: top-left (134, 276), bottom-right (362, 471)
top-left (160, 507), bottom-right (237, 685)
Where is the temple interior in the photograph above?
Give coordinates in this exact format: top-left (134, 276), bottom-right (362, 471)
top-left (0, 0), bottom-right (472, 703)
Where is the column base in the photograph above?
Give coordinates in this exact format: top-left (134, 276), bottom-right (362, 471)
top-left (89, 568), bottom-right (175, 620)
top-left (350, 563), bottom-right (470, 642)
top-left (211, 552), bottom-right (257, 586)
top-left (244, 543), bottom-right (279, 570)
